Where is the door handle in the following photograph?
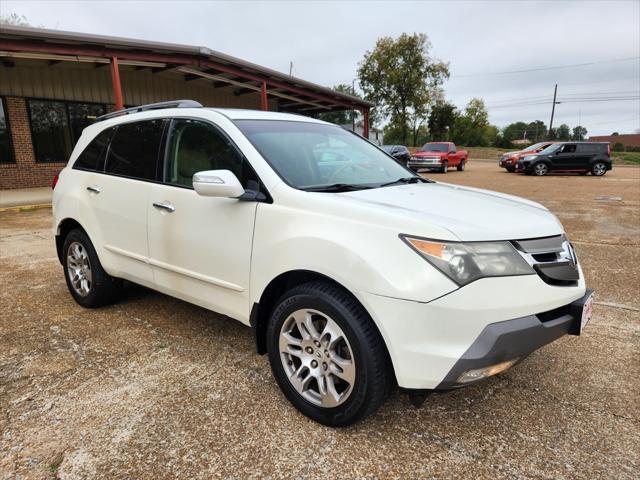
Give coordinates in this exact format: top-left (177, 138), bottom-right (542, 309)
top-left (86, 186), bottom-right (100, 194)
top-left (153, 201), bottom-right (175, 213)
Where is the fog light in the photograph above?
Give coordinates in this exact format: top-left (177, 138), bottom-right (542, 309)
top-left (457, 358), bottom-right (519, 384)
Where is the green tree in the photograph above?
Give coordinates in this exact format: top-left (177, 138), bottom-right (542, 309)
top-left (427, 101), bottom-right (457, 141)
top-left (317, 84), bottom-right (360, 125)
top-left (451, 98), bottom-right (492, 146)
top-left (556, 124), bottom-right (571, 141)
top-left (572, 125), bottom-right (587, 141)
top-left (358, 33), bottom-right (449, 146)
top-left (526, 120), bottom-right (547, 142)
top-left (501, 121), bottom-right (530, 145)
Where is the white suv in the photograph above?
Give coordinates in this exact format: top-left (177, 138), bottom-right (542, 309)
top-left (53, 100), bottom-right (593, 426)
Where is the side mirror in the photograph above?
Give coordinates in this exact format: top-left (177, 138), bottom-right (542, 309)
top-left (192, 170), bottom-right (245, 198)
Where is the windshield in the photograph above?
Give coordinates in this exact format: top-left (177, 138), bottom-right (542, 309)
top-left (538, 143), bottom-right (561, 155)
top-left (419, 143), bottom-right (448, 152)
top-left (234, 120), bottom-right (415, 190)
top-left (524, 142), bottom-right (548, 151)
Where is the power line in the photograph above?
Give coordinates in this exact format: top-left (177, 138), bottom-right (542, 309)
top-left (452, 56), bottom-right (640, 78)
top-left (487, 95), bottom-right (639, 109)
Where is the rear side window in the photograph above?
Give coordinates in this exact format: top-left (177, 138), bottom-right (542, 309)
top-left (105, 119), bottom-right (165, 181)
top-left (73, 128), bottom-right (113, 171)
top-left (576, 144), bottom-right (595, 154)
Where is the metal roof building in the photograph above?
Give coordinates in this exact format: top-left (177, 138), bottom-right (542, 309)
top-left (0, 26), bottom-right (373, 190)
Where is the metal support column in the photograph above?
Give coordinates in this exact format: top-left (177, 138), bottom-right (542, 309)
top-left (109, 57), bottom-right (124, 111)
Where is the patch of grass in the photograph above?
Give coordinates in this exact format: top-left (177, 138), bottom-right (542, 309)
top-left (612, 151), bottom-right (640, 165)
top-left (49, 453), bottom-right (64, 478)
top-left (464, 146), bottom-right (512, 160)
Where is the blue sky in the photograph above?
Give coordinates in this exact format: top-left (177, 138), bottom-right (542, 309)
top-left (3, 0), bottom-right (639, 135)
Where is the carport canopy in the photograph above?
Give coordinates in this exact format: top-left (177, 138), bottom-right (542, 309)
top-left (0, 25), bottom-right (373, 135)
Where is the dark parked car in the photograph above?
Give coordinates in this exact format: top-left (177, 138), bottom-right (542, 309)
top-left (516, 142), bottom-right (612, 176)
top-left (381, 145), bottom-right (411, 165)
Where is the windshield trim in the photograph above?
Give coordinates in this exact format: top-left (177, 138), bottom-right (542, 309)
top-left (233, 119), bottom-right (421, 192)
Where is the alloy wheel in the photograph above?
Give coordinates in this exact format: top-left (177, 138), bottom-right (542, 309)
top-left (592, 162), bottom-right (606, 176)
top-left (67, 241), bottom-right (92, 296)
top-left (534, 163), bottom-right (548, 176)
top-left (279, 308), bottom-right (356, 408)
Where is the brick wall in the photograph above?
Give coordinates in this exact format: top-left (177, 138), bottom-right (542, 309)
top-left (0, 96), bottom-right (67, 190)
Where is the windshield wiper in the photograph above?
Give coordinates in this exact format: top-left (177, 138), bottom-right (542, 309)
top-left (300, 183), bottom-right (376, 192)
top-left (379, 176), bottom-right (432, 187)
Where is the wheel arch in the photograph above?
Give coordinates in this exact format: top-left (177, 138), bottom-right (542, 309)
top-left (250, 269), bottom-right (395, 381)
top-left (55, 218), bottom-right (87, 264)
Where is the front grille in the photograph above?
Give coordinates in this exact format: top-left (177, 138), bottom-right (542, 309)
top-left (512, 235), bottom-right (579, 287)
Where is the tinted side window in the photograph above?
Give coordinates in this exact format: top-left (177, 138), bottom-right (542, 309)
top-left (560, 144), bottom-right (576, 154)
top-left (576, 144), bottom-right (596, 154)
top-left (105, 120), bottom-right (164, 180)
top-left (73, 128), bottom-right (113, 171)
top-left (165, 119), bottom-right (259, 190)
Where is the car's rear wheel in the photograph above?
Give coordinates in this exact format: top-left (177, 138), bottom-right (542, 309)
top-left (441, 160), bottom-right (448, 173)
top-left (457, 160), bottom-right (466, 171)
top-left (267, 281), bottom-right (391, 427)
top-left (591, 162), bottom-right (607, 176)
top-left (62, 229), bottom-right (122, 308)
top-left (533, 162), bottom-right (549, 176)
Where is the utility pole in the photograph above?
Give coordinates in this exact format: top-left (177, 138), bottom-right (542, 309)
top-left (548, 84), bottom-right (558, 138)
top-left (289, 61), bottom-right (293, 77)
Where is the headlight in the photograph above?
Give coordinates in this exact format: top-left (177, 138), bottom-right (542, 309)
top-left (523, 155), bottom-right (537, 161)
top-left (401, 236), bottom-right (534, 286)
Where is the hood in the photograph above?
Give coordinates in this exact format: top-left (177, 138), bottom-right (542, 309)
top-left (337, 182), bottom-right (563, 241)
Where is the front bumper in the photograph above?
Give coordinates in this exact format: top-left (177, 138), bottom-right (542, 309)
top-left (359, 272), bottom-right (587, 390)
top-left (436, 289), bottom-right (592, 389)
top-left (408, 158), bottom-right (443, 169)
top-left (499, 159), bottom-right (515, 168)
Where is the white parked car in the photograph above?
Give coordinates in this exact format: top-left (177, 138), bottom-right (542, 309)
top-left (53, 101), bottom-right (593, 427)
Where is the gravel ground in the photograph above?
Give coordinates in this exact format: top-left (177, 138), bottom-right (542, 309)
top-left (1, 162), bottom-right (639, 479)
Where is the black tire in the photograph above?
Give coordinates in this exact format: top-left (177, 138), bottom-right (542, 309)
top-left (532, 162), bottom-right (549, 176)
top-left (506, 166), bottom-right (515, 173)
top-left (441, 160), bottom-right (448, 173)
top-left (62, 229), bottom-right (123, 308)
top-left (267, 281), bottom-right (391, 427)
top-left (457, 160), bottom-right (466, 171)
top-left (591, 161), bottom-right (607, 176)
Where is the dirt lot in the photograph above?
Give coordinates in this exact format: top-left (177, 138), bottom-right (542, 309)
top-left (1, 162), bottom-right (639, 479)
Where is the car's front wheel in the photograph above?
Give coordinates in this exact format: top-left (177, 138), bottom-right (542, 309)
top-left (62, 229), bottom-right (122, 308)
top-left (591, 161), bottom-right (608, 176)
top-left (506, 166), bottom-right (515, 173)
top-left (533, 162), bottom-right (549, 176)
top-left (267, 281), bottom-right (391, 427)
top-left (441, 160), bottom-right (448, 173)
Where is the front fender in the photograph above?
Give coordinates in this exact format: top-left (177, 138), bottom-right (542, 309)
top-left (250, 203), bottom-right (458, 307)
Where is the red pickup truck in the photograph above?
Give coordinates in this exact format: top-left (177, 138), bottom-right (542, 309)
top-left (408, 142), bottom-right (469, 173)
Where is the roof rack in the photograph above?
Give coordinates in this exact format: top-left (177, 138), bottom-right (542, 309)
top-left (95, 99), bottom-right (203, 122)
